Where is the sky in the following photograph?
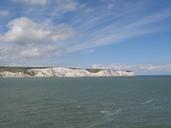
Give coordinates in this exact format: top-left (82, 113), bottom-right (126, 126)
top-left (0, 0), bottom-right (171, 75)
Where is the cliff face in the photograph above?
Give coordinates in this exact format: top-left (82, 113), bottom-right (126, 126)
top-left (0, 67), bottom-right (134, 77)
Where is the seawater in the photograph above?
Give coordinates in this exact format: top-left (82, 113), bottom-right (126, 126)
top-left (0, 76), bottom-right (171, 128)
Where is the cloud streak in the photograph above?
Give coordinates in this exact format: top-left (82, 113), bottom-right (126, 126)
top-left (12, 0), bottom-right (48, 6)
top-left (68, 9), bottom-right (171, 52)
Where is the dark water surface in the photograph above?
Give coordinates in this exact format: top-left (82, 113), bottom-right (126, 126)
top-left (0, 76), bottom-right (171, 128)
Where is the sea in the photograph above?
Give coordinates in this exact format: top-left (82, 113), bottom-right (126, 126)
top-left (0, 76), bottom-right (171, 128)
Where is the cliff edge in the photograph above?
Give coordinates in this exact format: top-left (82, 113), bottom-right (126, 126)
top-left (0, 67), bottom-right (134, 77)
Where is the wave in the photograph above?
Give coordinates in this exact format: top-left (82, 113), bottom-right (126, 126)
top-left (76, 106), bottom-right (81, 108)
top-left (142, 98), bottom-right (154, 104)
top-left (100, 108), bottom-right (122, 116)
top-left (87, 121), bottom-right (108, 128)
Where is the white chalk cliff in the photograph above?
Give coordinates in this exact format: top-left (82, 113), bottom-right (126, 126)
top-left (0, 67), bottom-right (134, 77)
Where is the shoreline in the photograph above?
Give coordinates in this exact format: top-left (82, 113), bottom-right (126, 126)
top-left (0, 67), bottom-right (134, 77)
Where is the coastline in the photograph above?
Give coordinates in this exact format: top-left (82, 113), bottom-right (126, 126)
top-left (0, 67), bottom-right (134, 77)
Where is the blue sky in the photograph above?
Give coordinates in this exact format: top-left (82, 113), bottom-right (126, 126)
top-left (0, 0), bottom-right (171, 75)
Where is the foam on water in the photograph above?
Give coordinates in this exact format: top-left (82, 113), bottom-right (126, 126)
top-left (100, 108), bottom-right (122, 116)
top-left (142, 98), bottom-right (154, 104)
top-left (76, 106), bottom-right (81, 108)
top-left (100, 107), bottom-right (122, 122)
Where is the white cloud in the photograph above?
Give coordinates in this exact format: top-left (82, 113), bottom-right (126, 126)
top-left (58, 0), bottom-right (78, 12)
top-left (19, 45), bottom-right (56, 58)
top-left (0, 46), bottom-right (14, 63)
top-left (49, 0), bottom-right (80, 17)
top-left (0, 17), bottom-right (75, 62)
top-left (0, 44), bottom-right (59, 65)
top-left (92, 64), bottom-right (171, 74)
top-left (0, 48), bottom-right (9, 58)
top-left (0, 10), bottom-right (9, 17)
top-left (0, 17), bottom-right (75, 44)
top-left (13, 0), bottom-right (48, 6)
top-left (137, 64), bottom-right (171, 72)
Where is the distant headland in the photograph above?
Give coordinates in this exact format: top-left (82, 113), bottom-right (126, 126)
top-left (0, 66), bottom-right (134, 77)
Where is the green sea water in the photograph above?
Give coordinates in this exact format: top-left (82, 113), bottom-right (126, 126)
top-left (0, 76), bottom-right (171, 128)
